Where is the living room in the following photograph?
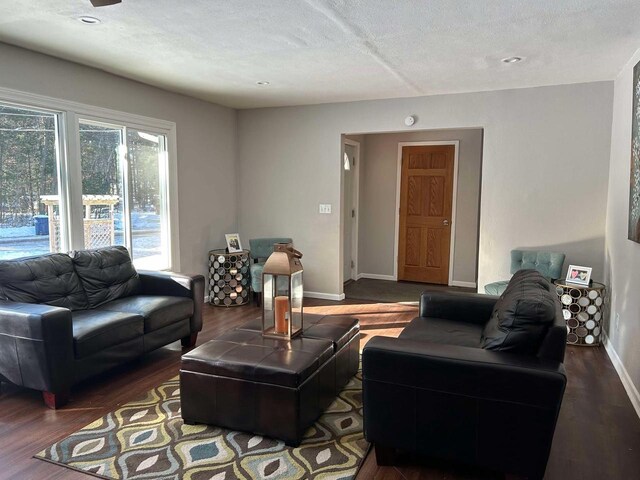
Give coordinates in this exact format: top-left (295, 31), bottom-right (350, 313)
top-left (0, 1), bottom-right (639, 479)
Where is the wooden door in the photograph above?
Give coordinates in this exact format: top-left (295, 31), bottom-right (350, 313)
top-left (398, 145), bottom-right (455, 284)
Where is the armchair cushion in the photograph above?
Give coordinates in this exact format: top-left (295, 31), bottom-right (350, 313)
top-left (97, 295), bottom-right (194, 333)
top-left (484, 280), bottom-right (509, 296)
top-left (510, 250), bottom-right (565, 279)
top-left (250, 262), bottom-right (264, 292)
top-left (399, 317), bottom-right (483, 347)
top-left (72, 310), bottom-right (144, 359)
top-left (0, 253), bottom-right (89, 310)
top-left (249, 237), bottom-right (292, 262)
top-left (481, 270), bottom-right (557, 354)
top-left (71, 246), bottom-right (140, 308)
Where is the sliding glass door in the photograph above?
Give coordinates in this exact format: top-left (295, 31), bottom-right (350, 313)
top-left (79, 119), bottom-right (170, 269)
top-left (126, 128), bottom-right (169, 269)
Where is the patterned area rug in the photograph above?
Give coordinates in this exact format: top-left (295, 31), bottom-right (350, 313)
top-left (35, 370), bottom-right (369, 479)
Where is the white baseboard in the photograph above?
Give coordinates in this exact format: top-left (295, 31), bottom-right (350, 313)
top-left (450, 280), bottom-right (477, 289)
top-left (603, 331), bottom-right (640, 420)
top-left (305, 291), bottom-right (346, 301)
top-left (204, 295), bottom-right (210, 303)
top-left (357, 273), bottom-right (396, 281)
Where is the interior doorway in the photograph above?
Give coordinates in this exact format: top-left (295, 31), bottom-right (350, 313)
top-left (343, 139), bottom-right (360, 283)
top-left (396, 142), bottom-right (458, 284)
top-left (340, 128), bottom-right (481, 301)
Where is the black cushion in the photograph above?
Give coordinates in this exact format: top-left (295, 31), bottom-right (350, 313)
top-left (182, 329), bottom-right (333, 388)
top-left (0, 253), bottom-right (89, 310)
top-left (481, 269), bottom-right (557, 354)
top-left (72, 309), bottom-right (144, 358)
top-left (97, 295), bottom-right (194, 333)
top-left (71, 246), bottom-right (140, 308)
top-left (399, 317), bottom-right (483, 347)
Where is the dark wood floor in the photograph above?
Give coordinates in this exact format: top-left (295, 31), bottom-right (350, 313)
top-left (1, 299), bottom-right (639, 479)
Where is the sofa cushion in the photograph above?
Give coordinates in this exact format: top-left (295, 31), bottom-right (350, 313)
top-left (71, 246), bottom-right (140, 308)
top-left (481, 269), bottom-right (557, 354)
top-left (72, 309), bottom-right (144, 358)
top-left (399, 317), bottom-right (483, 347)
top-left (97, 295), bottom-right (194, 333)
top-left (0, 253), bottom-right (89, 310)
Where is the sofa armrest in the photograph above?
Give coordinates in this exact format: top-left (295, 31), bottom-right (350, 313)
top-left (363, 335), bottom-right (566, 408)
top-left (419, 291), bottom-right (498, 325)
top-left (0, 301), bottom-right (74, 393)
top-left (137, 271), bottom-right (205, 333)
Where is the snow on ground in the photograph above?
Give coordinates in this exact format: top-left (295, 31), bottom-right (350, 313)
top-left (0, 231), bottom-right (161, 260)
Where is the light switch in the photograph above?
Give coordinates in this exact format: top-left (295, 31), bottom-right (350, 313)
top-left (319, 203), bottom-right (332, 214)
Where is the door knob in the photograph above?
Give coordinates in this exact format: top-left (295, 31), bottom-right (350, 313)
top-left (443, 219), bottom-right (449, 226)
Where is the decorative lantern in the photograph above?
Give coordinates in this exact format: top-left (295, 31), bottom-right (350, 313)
top-left (261, 243), bottom-right (304, 340)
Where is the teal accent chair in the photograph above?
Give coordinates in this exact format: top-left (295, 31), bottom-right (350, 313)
top-left (484, 250), bottom-right (566, 296)
top-left (249, 237), bottom-right (293, 305)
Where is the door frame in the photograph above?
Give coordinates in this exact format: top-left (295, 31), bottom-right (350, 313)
top-left (343, 138), bottom-right (360, 283)
top-left (393, 140), bottom-right (459, 285)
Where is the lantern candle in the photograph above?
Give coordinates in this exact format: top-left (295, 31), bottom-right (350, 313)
top-left (274, 296), bottom-right (289, 334)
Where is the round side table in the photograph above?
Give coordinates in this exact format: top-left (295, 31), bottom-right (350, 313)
top-left (208, 249), bottom-right (250, 306)
top-left (554, 280), bottom-right (606, 346)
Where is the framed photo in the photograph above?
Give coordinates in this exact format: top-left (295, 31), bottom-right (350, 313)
top-left (565, 265), bottom-right (592, 286)
top-left (225, 233), bottom-right (243, 253)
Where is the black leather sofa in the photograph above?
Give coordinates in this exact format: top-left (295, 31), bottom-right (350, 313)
top-left (0, 246), bottom-right (204, 408)
top-left (363, 270), bottom-right (567, 480)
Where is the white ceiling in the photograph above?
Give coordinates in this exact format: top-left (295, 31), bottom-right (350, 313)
top-left (1, 0), bottom-right (640, 109)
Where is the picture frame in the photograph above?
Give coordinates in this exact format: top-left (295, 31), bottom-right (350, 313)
top-left (225, 233), bottom-right (243, 253)
top-left (565, 265), bottom-right (592, 286)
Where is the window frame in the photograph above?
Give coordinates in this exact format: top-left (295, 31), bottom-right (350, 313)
top-left (0, 86), bottom-right (180, 271)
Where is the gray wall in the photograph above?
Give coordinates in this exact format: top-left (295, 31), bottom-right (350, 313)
top-left (356, 129), bottom-right (482, 285)
top-left (0, 42), bottom-right (237, 283)
top-left (237, 82), bottom-right (613, 296)
top-left (604, 47), bottom-right (640, 411)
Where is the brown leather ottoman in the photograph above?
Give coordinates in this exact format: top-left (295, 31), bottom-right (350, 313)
top-left (237, 314), bottom-right (360, 393)
top-left (180, 329), bottom-right (337, 446)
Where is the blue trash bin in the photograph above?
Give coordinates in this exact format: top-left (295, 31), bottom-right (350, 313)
top-left (34, 215), bottom-right (49, 236)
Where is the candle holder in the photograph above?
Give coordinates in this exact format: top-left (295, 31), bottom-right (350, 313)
top-left (261, 243), bottom-right (304, 340)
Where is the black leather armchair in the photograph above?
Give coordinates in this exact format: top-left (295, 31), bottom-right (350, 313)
top-left (363, 276), bottom-right (567, 480)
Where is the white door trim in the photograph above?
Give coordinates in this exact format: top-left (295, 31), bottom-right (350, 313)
top-left (343, 139), bottom-right (360, 283)
top-left (393, 140), bottom-right (460, 285)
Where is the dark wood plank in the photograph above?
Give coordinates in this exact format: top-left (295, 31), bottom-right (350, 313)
top-left (0, 299), bottom-right (639, 480)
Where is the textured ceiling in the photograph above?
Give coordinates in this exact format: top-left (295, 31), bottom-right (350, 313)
top-left (1, 0), bottom-right (640, 108)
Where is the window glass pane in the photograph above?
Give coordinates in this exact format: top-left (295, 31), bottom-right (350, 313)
top-left (126, 129), bottom-right (169, 269)
top-left (0, 104), bottom-right (61, 260)
top-left (79, 121), bottom-right (125, 250)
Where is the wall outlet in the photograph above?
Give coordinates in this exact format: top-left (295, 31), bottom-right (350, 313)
top-left (319, 203), bottom-right (332, 214)
top-left (615, 313), bottom-right (620, 331)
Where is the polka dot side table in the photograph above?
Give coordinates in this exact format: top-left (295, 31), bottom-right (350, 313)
top-left (554, 280), bottom-right (606, 346)
top-left (208, 249), bottom-right (250, 307)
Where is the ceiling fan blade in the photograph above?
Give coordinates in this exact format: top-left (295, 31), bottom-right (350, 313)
top-left (90, 0), bottom-right (122, 6)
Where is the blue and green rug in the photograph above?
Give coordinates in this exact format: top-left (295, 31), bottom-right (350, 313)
top-left (35, 370), bottom-right (369, 479)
